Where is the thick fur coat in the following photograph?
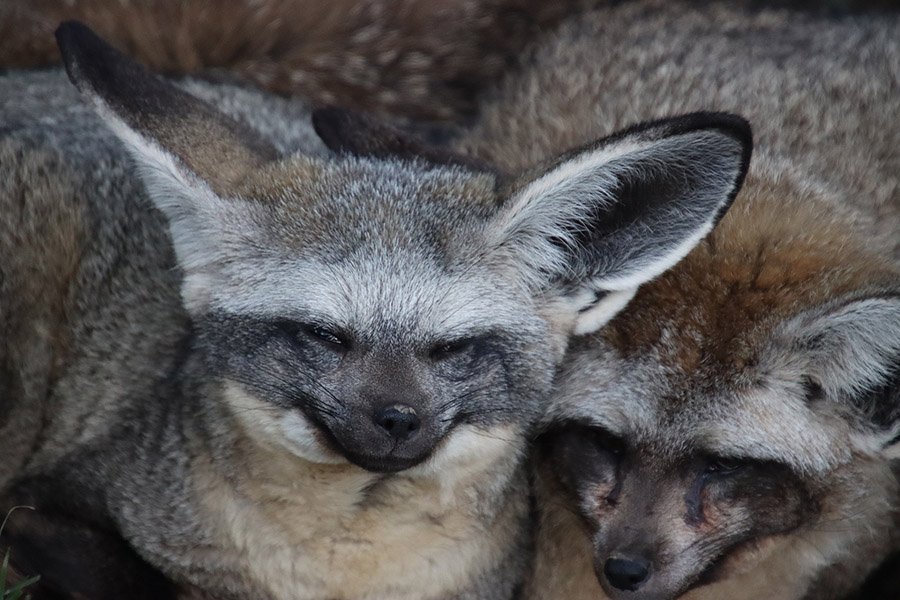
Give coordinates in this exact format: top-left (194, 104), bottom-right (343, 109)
top-left (0, 21), bottom-right (750, 600)
top-left (0, 0), bottom-right (591, 122)
top-left (456, 1), bottom-right (899, 598)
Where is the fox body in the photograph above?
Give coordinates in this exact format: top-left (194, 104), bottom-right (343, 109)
top-left (459, 2), bottom-right (900, 599)
top-left (0, 23), bottom-right (751, 600)
top-left (0, 0), bottom-right (590, 122)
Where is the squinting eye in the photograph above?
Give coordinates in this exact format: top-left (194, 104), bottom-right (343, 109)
top-left (429, 338), bottom-right (475, 362)
top-left (705, 457), bottom-right (745, 475)
top-left (305, 324), bottom-right (348, 349)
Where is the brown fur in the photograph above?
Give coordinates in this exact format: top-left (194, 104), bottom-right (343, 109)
top-left (601, 174), bottom-right (898, 380)
top-left (461, 1), bottom-right (899, 257)
top-left (0, 0), bottom-right (591, 122)
top-left (455, 1), bottom-right (899, 597)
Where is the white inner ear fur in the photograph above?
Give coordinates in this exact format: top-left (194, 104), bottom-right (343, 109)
top-left (795, 297), bottom-right (900, 400)
top-left (86, 98), bottom-right (251, 313)
top-left (488, 130), bottom-right (743, 335)
top-left (779, 296), bottom-right (900, 454)
top-left (482, 146), bottom-right (626, 294)
top-left (573, 288), bottom-right (637, 335)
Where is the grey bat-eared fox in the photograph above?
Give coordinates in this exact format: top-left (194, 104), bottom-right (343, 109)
top-left (456, 1), bottom-right (900, 599)
top-left (0, 20), bottom-right (751, 600)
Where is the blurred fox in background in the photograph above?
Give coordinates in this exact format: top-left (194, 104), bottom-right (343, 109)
top-left (0, 0), bottom-right (591, 122)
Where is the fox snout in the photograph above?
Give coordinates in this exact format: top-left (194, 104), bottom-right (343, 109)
top-left (300, 353), bottom-right (457, 473)
top-left (599, 556), bottom-right (652, 593)
top-left (593, 547), bottom-right (679, 600)
top-left (323, 395), bottom-right (446, 473)
top-left (373, 404), bottom-right (420, 441)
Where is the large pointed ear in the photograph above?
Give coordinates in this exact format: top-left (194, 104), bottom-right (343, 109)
top-left (56, 21), bottom-right (280, 310)
top-left (312, 106), bottom-right (494, 173)
top-left (779, 293), bottom-right (900, 457)
top-left (55, 20), bottom-right (277, 199)
top-left (484, 113), bottom-right (752, 334)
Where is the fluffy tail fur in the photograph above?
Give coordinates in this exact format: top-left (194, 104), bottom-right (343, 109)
top-left (0, 0), bottom-right (591, 122)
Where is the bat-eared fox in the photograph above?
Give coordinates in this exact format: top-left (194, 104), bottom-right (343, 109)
top-left (456, 1), bottom-right (899, 599)
top-left (0, 19), bottom-right (750, 600)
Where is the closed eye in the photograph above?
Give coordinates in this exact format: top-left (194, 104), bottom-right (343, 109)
top-left (429, 337), bottom-right (479, 362)
top-left (303, 325), bottom-right (350, 351)
top-left (275, 320), bottom-right (350, 352)
top-left (703, 456), bottom-right (749, 475)
top-left (589, 426), bottom-right (626, 456)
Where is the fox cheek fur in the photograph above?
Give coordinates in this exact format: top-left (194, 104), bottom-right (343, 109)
top-left (1, 20), bottom-right (752, 600)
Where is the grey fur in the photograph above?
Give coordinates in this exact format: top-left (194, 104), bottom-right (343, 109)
top-left (461, 0), bottom-right (899, 258)
top-left (0, 22), bottom-right (749, 600)
top-left (456, 1), bottom-right (899, 598)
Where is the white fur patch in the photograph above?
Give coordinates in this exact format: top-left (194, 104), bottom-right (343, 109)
top-left (193, 396), bottom-right (524, 599)
top-left (485, 130), bottom-right (744, 333)
top-left (223, 382), bottom-right (342, 464)
top-left (573, 287), bottom-right (637, 334)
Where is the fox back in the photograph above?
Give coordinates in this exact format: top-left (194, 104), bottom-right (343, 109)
top-left (0, 22), bottom-right (751, 600)
top-left (457, 1), bottom-right (900, 599)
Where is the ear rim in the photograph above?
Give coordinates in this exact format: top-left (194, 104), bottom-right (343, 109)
top-left (618, 111), bottom-right (752, 226)
top-left (55, 20), bottom-right (277, 193)
top-left (489, 111), bottom-right (752, 333)
top-left (778, 290), bottom-right (900, 453)
top-left (525, 111), bottom-right (753, 229)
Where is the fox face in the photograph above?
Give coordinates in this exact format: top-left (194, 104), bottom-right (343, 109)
top-left (189, 157), bottom-right (559, 473)
top-left (539, 187), bottom-right (900, 600)
top-left (57, 22), bottom-right (752, 476)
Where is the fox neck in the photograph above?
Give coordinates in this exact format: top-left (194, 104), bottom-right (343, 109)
top-left (181, 380), bottom-right (530, 599)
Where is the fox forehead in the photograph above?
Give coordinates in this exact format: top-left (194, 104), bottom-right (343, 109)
top-left (546, 178), bottom-right (898, 473)
top-left (181, 155), bottom-right (540, 333)
top-left (551, 348), bottom-right (853, 476)
top-left (235, 154), bottom-right (500, 255)
top-left (197, 245), bottom-right (543, 341)
top-left (553, 326), bottom-right (882, 478)
top-left (597, 177), bottom-right (897, 372)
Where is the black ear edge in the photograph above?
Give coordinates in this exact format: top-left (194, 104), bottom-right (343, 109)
top-left (55, 20), bottom-right (279, 168)
top-left (55, 20), bottom-right (207, 125)
top-left (526, 111), bottom-right (753, 225)
top-left (56, 20), bottom-right (125, 98)
top-left (619, 112), bottom-right (753, 224)
top-left (311, 106), bottom-right (364, 155)
top-left (312, 105), bottom-right (498, 174)
top-left (55, 20), bottom-right (186, 128)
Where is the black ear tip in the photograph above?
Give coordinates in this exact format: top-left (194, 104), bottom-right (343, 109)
top-left (312, 106), bottom-right (352, 124)
top-left (312, 106), bottom-right (363, 153)
top-left (675, 111), bottom-right (753, 152)
top-left (55, 20), bottom-right (99, 61)
top-left (55, 20), bottom-right (89, 47)
top-left (711, 112), bottom-right (753, 152)
top-left (312, 106), bottom-right (353, 132)
top-left (55, 20), bottom-right (105, 88)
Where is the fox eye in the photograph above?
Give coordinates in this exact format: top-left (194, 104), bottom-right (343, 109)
top-left (429, 338), bottom-right (476, 362)
top-left (590, 427), bottom-right (625, 456)
top-left (305, 324), bottom-right (348, 349)
top-left (274, 320), bottom-right (348, 352)
top-left (705, 457), bottom-right (745, 475)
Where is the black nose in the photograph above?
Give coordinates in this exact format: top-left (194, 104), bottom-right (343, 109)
top-left (604, 556), bottom-right (651, 591)
top-left (373, 405), bottom-right (420, 441)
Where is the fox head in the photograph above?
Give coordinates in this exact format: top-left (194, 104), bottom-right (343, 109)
top-left (56, 21), bottom-right (751, 475)
top-left (539, 183), bottom-right (900, 600)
